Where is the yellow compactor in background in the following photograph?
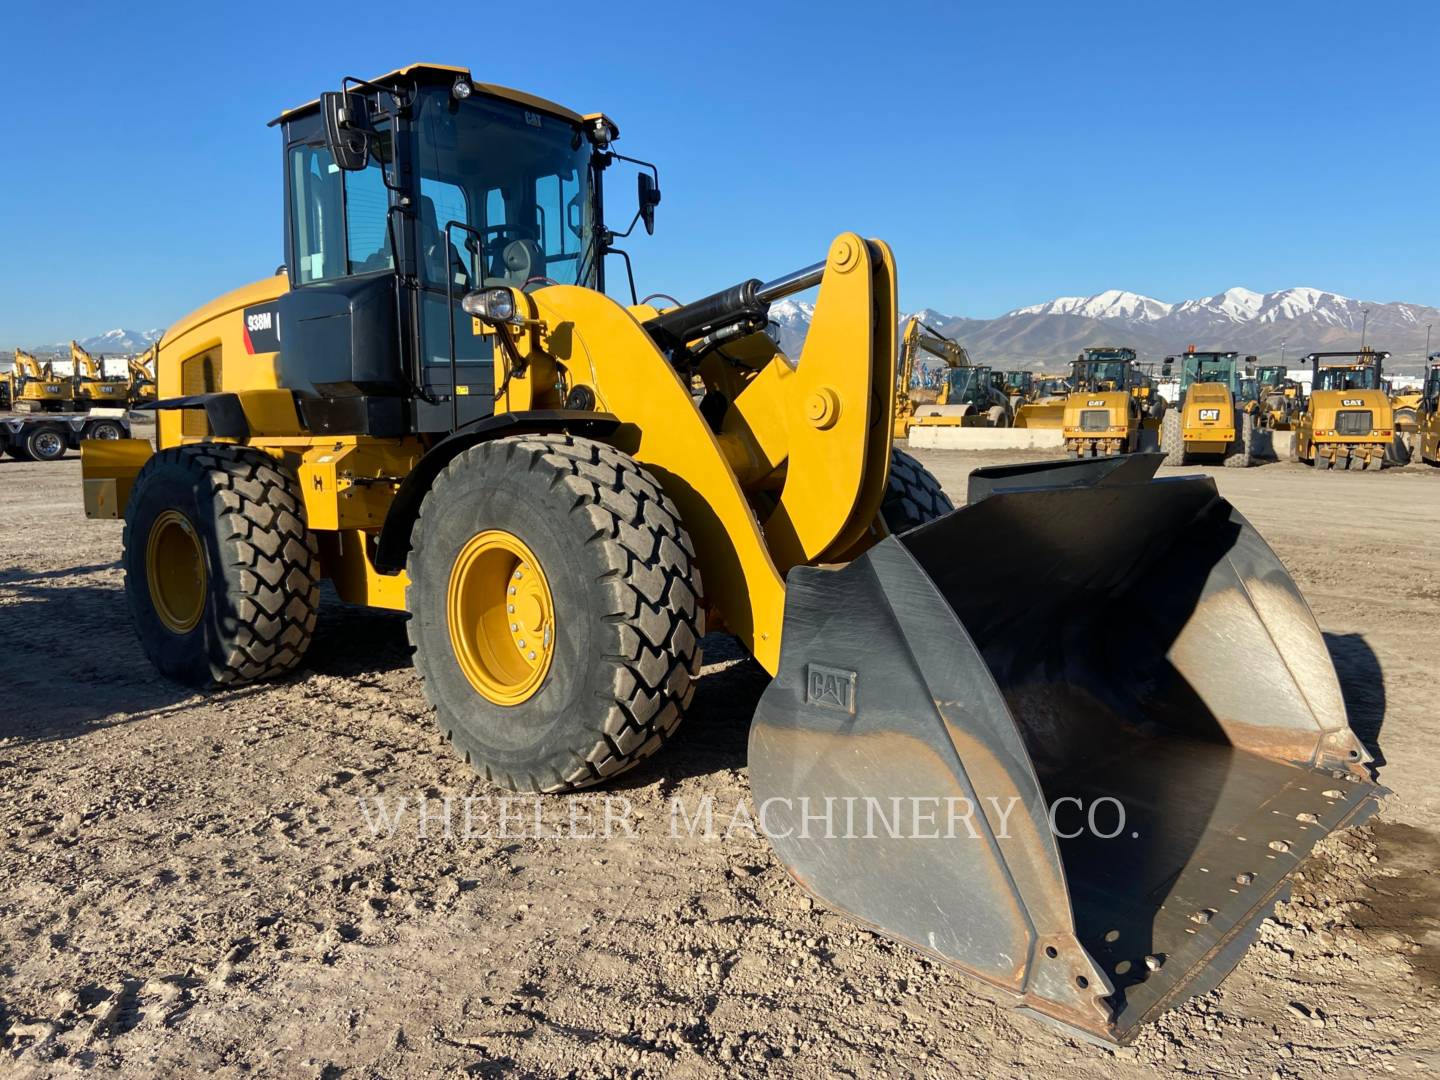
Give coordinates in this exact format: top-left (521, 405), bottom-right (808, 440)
top-left (1057, 346), bottom-right (1161, 457)
top-left (1292, 349), bottom-right (1394, 471)
top-left (1159, 348), bottom-right (1255, 467)
top-left (78, 63), bottom-right (1382, 1046)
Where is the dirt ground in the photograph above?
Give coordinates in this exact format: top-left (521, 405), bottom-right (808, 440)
top-left (1, 444), bottom-right (1438, 1078)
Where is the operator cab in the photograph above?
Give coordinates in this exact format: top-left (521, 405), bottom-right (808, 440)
top-left (270, 64), bottom-right (656, 435)
top-left (943, 366), bottom-right (997, 408)
top-left (1072, 347), bottom-right (1135, 392)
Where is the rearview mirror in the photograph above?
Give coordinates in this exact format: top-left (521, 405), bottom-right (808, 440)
top-left (322, 91), bottom-right (372, 171)
top-left (637, 172), bottom-right (661, 235)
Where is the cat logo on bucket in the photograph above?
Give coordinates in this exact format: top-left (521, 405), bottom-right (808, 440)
top-left (806, 664), bottom-right (857, 714)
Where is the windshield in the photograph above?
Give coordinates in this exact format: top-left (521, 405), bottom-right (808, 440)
top-left (414, 89), bottom-right (595, 290)
top-left (1258, 366), bottom-right (1285, 385)
top-left (1074, 360), bottom-right (1128, 389)
top-left (1316, 366), bottom-right (1379, 391)
top-left (946, 368), bottom-right (992, 404)
top-left (1239, 378), bottom-right (1259, 401)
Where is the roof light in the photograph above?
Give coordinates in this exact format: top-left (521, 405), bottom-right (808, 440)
top-left (452, 77), bottom-right (473, 100)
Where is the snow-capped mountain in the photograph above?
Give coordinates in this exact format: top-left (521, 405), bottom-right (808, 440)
top-left (1011, 290), bottom-right (1174, 323)
top-left (14, 328), bottom-right (163, 359)
top-left (778, 288), bottom-right (1438, 371)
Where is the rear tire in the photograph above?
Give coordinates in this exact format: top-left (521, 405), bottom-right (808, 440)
top-left (406, 435), bottom-right (704, 793)
top-left (882, 447), bottom-right (954, 532)
top-left (25, 424), bottom-right (68, 462)
top-left (1160, 410), bottom-right (1185, 466)
top-left (85, 419), bottom-right (125, 441)
top-left (123, 444), bottom-right (320, 686)
top-left (1224, 412), bottom-right (1254, 468)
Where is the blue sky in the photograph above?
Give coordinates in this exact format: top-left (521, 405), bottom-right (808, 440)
top-left (1, 0), bottom-right (1435, 343)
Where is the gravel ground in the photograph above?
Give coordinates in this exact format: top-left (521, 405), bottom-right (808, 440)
top-left (1, 445), bottom-right (1437, 1078)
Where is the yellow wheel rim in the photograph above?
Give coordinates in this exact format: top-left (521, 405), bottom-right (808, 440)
top-left (447, 530), bottom-right (556, 706)
top-left (146, 509), bottom-right (207, 633)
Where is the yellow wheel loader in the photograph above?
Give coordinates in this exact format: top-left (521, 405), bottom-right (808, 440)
top-left (1058, 347), bottom-right (1153, 458)
top-left (70, 341), bottom-right (131, 410)
top-left (1292, 349), bottom-right (1394, 471)
top-left (1013, 374), bottom-right (1070, 429)
top-left (78, 64), bottom-right (1382, 1045)
top-left (1159, 348), bottom-right (1255, 467)
top-left (1405, 354), bottom-right (1438, 466)
top-left (1254, 363), bottom-right (1300, 430)
top-left (5, 349), bottom-right (74, 412)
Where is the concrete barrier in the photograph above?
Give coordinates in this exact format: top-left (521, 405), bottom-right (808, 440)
top-left (907, 425), bottom-right (1065, 451)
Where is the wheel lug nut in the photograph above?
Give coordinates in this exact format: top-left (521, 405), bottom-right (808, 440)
top-left (507, 604), bottom-right (515, 613)
top-left (528, 651), bottom-right (536, 660)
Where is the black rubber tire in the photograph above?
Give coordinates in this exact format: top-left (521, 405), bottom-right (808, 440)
top-left (85, 419), bottom-right (125, 441)
top-left (406, 435), bottom-right (704, 793)
top-left (1160, 410), bottom-right (1186, 466)
top-left (1224, 412), bottom-right (1254, 468)
top-left (25, 424), bottom-right (69, 462)
top-left (5, 443), bottom-right (30, 461)
top-left (123, 444), bottom-right (320, 687)
top-left (882, 447), bottom-right (954, 532)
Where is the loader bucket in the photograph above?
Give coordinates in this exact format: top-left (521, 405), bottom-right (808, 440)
top-left (1013, 401), bottom-right (1066, 429)
top-left (749, 466), bottom-right (1384, 1043)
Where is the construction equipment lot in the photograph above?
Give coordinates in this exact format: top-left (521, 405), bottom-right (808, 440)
top-left (2, 440), bottom-right (1437, 1077)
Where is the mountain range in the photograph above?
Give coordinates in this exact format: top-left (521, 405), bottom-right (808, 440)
top-left (770, 288), bottom-right (1439, 373)
top-left (10, 289), bottom-right (1439, 374)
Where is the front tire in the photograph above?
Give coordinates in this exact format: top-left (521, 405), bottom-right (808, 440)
top-left (882, 447), bottom-right (954, 533)
top-left (406, 435), bottom-right (704, 793)
top-left (123, 445), bottom-right (320, 686)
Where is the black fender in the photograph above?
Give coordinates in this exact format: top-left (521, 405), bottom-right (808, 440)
top-left (372, 410), bottom-right (622, 574)
top-left (139, 393), bottom-right (252, 439)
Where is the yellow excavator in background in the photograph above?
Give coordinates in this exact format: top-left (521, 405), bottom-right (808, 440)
top-left (1292, 349), bottom-right (1394, 471)
top-left (892, 316), bottom-right (971, 437)
top-left (4, 349), bottom-right (74, 412)
top-left (1410, 354), bottom-right (1439, 466)
top-left (127, 344), bottom-right (159, 405)
top-left (77, 62), bottom-right (1381, 1046)
top-left (70, 341), bottom-right (130, 409)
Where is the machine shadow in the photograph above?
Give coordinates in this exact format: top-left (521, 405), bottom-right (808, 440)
top-left (1323, 631), bottom-right (1387, 767)
top-left (0, 577), bottom-right (413, 746)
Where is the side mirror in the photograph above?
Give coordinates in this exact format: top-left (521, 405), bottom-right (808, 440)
top-left (1161, 362), bottom-right (1172, 378)
top-left (637, 172), bottom-right (661, 235)
top-left (322, 91), bottom-right (372, 171)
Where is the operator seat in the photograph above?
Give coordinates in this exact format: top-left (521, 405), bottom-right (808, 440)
top-left (484, 238), bottom-right (545, 289)
top-left (419, 196), bottom-right (470, 289)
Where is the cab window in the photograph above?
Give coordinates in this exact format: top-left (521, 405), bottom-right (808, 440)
top-left (289, 145), bottom-right (344, 283)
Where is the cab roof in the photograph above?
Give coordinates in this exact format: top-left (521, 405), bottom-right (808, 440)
top-left (274, 63), bottom-right (613, 134)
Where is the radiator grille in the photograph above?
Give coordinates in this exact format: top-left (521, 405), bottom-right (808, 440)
top-left (180, 350), bottom-right (222, 436)
top-left (1080, 410), bottom-right (1110, 432)
top-left (1335, 410), bottom-right (1373, 436)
